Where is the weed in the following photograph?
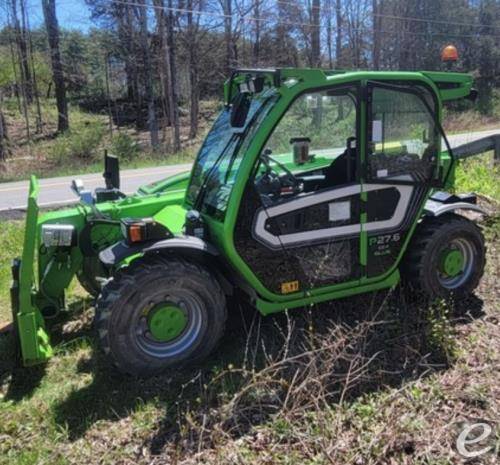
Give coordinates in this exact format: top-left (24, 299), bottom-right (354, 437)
top-left (427, 299), bottom-right (457, 361)
top-left (109, 131), bottom-right (140, 160)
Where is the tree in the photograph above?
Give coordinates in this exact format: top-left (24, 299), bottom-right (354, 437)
top-left (153, 0), bottom-right (180, 151)
top-left (335, 0), bottom-right (343, 67)
top-left (138, 0), bottom-right (159, 149)
top-left (42, 0), bottom-right (69, 132)
top-left (0, 97), bottom-right (9, 162)
top-left (185, 0), bottom-right (202, 138)
top-left (252, 0), bottom-right (261, 65)
top-left (311, 0), bottom-right (321, 67)
top-left (372, 0), bottom-right (382, 69)
top-left (10, 0), bottom-right (33, 103)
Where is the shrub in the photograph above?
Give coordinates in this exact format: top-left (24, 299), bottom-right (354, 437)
top-left (109, 132), bottom-right (140, 160)
top-left (69, 123), bottom-right (105, 159)
top-left (49, 122), bottom-right (105, 163)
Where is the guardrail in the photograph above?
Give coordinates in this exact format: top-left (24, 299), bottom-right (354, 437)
top-left (452, 134), bottom-right (500, 163)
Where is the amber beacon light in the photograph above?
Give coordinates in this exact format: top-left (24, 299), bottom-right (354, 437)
top-left (441, 44), bottom-right (459, 63)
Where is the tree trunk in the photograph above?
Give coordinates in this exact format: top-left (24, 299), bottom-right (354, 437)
top-left (11, 0), bottom-right (33, 104)
top-left (187, 0), bottom-right (199, 139)
top-left (154, 0), bottom-right (180, 152)
top-left (25, 9), bottom-right (43, 133)
top-left (253, 0), bottom-right (261, 66)
top-left (372, 0), bottom-right (382, 70)
top-left (138, 0), bottom-right (159, 149)
top-left (153, 0), bottom-right (170, 139)
top-left (335, 0), bottom-right (342, 67)
top-left (327, 0), bottom-right (333, 68)
top-left (0, 96), bottom-right (10, 162)
top-left (118, 4), bottom-right (142, 127)
top-left (42, 0), bottom-right (69, 132)
top-left (7, 15), bottom-right (22, 114)
top-left (223, 0), bottom-right (233, 75)
top-left (104, 54), bottom-right (113, 135)
top-left (335, 0), bottom-right (343, 119)
top-left (166, 0), bottom-right (181, 151)
top-left (311, 0), bottom-right (321, 67)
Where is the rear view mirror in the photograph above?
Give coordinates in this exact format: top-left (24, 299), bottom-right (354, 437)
top-left (290, 137), bottom-right (311, 165)
top-left (231, 92), bottom-right (251, 128)
top-left (103, 151), bottom-right (120, 189)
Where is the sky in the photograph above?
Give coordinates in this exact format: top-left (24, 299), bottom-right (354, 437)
top-left (4, 0), bottom-right (94, 32)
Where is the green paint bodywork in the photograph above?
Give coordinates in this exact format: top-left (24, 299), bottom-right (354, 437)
top-left (11, 68), bottom-right (475, 366)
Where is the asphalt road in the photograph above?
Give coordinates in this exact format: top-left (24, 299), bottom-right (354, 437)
top-left (0, 129), bottom-right (498, 212)
top-left (0, 163), bottom-right (193, 211)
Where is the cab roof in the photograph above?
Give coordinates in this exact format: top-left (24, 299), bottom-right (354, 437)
top-left (226, 68), bottom-right (474, 104)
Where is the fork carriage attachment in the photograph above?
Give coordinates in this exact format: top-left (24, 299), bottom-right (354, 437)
top-left (10, 177), bottom-right (53, 365)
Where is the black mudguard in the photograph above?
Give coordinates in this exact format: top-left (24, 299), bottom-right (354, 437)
top-left (424, 191), bottom-right (485, 217)
top-left (99, 235), bottom-right (219, 266)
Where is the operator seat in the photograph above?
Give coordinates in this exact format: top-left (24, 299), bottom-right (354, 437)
top-left (322, 137), bottom-right (357, 188)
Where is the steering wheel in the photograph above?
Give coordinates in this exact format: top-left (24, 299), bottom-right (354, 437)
top-left (259, 149), bottom-right (303, 197)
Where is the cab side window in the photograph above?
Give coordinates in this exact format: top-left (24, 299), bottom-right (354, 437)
top-left (266, 90), bottom-right (357, 167)
top-left (254, 88), bottom-right (358, 204)
top-left (368, 85), bottom-right (438, 181)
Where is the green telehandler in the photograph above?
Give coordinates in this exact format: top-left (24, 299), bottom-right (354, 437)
top-left (8, 67), bottom-right (492, 376)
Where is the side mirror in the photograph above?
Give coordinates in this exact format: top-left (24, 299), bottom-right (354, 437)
top-left (103, 151), bottom-right (120, 190)
top-left (230, 92), bottom-right (251, 128)
top-left (290, 137), bottom-right (311, 165)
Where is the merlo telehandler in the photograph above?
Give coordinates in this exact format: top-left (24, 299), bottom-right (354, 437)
top-left (8, 67), bottom-right (492, 376)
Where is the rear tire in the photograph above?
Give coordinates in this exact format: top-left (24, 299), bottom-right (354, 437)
top-left (401, 213), bottom-right (485, 299)
top-left (95, 255), bottom-right (227, 377)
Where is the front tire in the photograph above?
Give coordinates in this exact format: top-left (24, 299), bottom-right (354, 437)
top-left (77, 257), bottom-right (108, 297)
top-left (401, 213), bottom-right (485, 299)
top-left (95, 255), bottom-right (227, 376)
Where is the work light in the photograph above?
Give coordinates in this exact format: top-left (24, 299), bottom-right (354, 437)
top-left (120, 218), bottom-right (173, 244)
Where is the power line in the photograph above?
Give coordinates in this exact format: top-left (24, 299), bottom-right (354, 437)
top-left (16, 0), bottom-right (500, 39)
top-left (4, 0), bottom-right (500, 40)
top-left (102, 0), bottom-right (500, 39)
top-left (274, 0), bottom-right (500, 31)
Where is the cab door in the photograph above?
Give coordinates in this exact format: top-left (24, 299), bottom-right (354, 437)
top-left (362, 81), bottom-right (441, 278)
top-left (233, 85), bottom-right (365, 296)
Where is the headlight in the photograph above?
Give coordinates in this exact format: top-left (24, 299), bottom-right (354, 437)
top-left (41, 224), bottom-right (76, 248)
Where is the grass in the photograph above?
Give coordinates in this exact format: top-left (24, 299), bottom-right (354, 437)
top-left (0, 155), bottom-right (499, 465)
top-left (454, 153), bottom-right (500, 201)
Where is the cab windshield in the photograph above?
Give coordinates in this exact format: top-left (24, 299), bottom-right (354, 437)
top-left (186, 88), bottom-right (278, 218)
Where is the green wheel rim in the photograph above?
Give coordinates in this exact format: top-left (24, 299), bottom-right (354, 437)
top-left (147, 304), bottom-right (188, 342)
top-left (437, 238), bottom-right (475, 289)
top-left (439, 248), bottom-right (464, 277)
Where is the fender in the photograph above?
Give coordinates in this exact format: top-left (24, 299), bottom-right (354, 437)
top-left (99, 235), bottom-right (219, 266)
top-left (423, 191), bottom-right (485, 217)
